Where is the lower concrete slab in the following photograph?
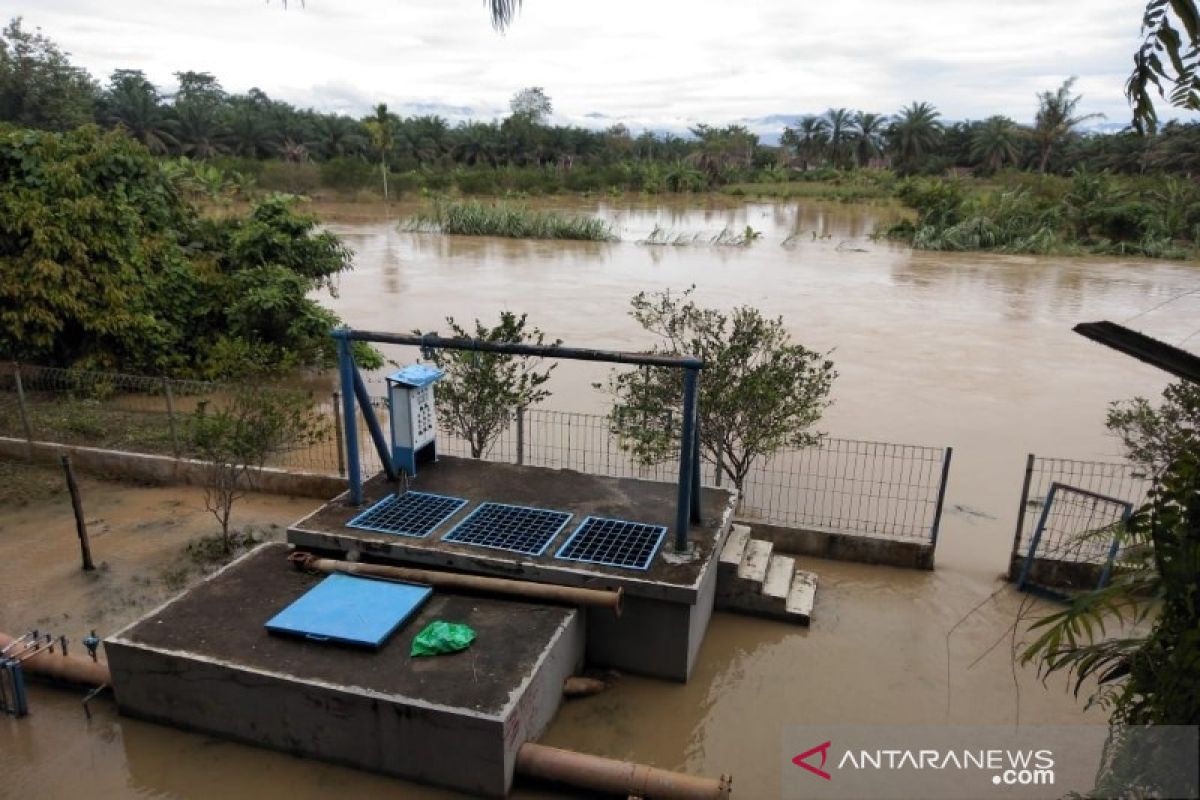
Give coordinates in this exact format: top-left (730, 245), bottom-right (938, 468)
top-left (105, 543), bottom-right (584, 798)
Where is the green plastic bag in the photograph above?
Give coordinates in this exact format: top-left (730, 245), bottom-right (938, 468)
top-left (410, 621), bottom-right (476, 657)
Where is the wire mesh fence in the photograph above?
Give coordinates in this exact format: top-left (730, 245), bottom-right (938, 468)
top-left (1022, 483), bottom-right (1131, 566)
top-left (1012, 454), bottom-right (1151, 560)
top-left (2, 363), bottom-right (951, 543)
top-left (740, 438), bottom-right (951, 541)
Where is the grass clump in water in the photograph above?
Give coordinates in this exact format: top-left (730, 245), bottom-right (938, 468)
top-left (404, 199), bottom-right (617, 241)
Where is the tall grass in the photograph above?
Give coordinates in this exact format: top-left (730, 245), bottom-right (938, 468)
top-left (888, 173), bottom-right (1200, 260)
top-left (404, 200), bottom-right (617, 241)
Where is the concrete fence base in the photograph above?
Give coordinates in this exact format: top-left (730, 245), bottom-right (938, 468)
top-left (1006, 554), bottom-right (1108, 591)
top-left (0, 437), bottom-right (345, 500)
top-left (739, 519), bottom-right (935, 570)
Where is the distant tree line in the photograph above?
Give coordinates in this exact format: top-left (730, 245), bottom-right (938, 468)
top-left (2, 17), bottom-right (1198, 197)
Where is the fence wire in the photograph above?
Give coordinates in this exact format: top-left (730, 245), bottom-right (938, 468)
top-left (1014, 455), bottom-right (1151, 558)
top-left (1025, 483), bottom-right (1131, 566)
top-left (2, 363), bottom-right (950, 543)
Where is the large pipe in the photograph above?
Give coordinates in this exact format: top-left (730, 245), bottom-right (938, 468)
top-left (0, 632), bottom-right (110, 686)
top-left (290, 553), bottom-right (623, 615)
top-left (516, 743), bottom-right (732, 800)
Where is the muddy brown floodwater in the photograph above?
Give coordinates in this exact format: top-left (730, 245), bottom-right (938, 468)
top-left (4, 197), bottom-right (1199, 798)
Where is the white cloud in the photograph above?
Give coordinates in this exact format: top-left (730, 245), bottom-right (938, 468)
top-left (18, 0), bottom-right (1196, 129)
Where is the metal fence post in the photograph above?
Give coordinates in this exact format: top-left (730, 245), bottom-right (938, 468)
top-left (162, 377), bottom-right (181, 458)
top-left (332, 391), bottom-right (346, 477)
top-left (1010, 453), bottom-right (1036, 578)
top-left (12, 362), bottom-right (33, 452)
top-left (929, 446), bottom-right (953, 547)
top-left (515, 406), bottom-right (525, 466)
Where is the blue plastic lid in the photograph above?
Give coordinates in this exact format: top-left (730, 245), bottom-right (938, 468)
top-left (387, 364), bottom-right (445, 388)
top-left (264, 573), bottom-right (432, 648)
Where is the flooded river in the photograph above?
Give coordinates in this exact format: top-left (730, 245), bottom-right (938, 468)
top-left (3, 197), bottom-right (1198, 798)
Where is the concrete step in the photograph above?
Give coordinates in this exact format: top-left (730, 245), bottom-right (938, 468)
top-left (714, 526), bottom-right (818, 625)
top-left (717, 537), bottom-right (773, 613)
top-left (762, 554), bottom-right (796, 600)
top-left (737, 539), bottom-right (773, 582)
top-left (715, 525), bottom-right (752, 610)
top-left (786, 570), bottom-right (818, 626)
top-left (719, 524), bottom-right (752, 572)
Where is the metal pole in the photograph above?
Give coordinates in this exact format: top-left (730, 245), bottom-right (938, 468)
top-left (331, 391), bottom-right (346, 477)
top-left (515, 406), bottom-right (526, 466)
top-left (1010, 453), bottom-right (1036, 580)
top-left (690, 405), bottom-right (702, 524)
top-left (60, 455), bottom-right (95, 571)
top-left (929, 446), bottom-right (953, 547)
top-left (674, 368), bottom-right (699, 553)
top-left (163, 378), bottom-right (181, 458)
top-left (335, 334), bottom-right (363, 506)
top-left (351, 367), bottom-right (397, 481)
top-left (13, 363), bottom-right (33, 450)
top-left (341, 329), bottom-right (705, 370)
top-left (1017, 482), bottom-right (1058, 591)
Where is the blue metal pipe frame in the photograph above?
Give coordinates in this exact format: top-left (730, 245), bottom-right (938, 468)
top-left (675, 368), bottom-right (700, 552)
top-left (351, 365), bottom-right (397, 483)
top-left (335, 333), bottom-right (364, 506)
top-left (333, 327), bottom-right (706, 549)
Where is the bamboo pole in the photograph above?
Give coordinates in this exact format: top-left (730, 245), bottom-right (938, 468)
top-left (60, 455), bottom-right (94, 571)
top-left (516, 743), bottom-right (732, 800)
top-left (289, 553), bottom-right (622, 615)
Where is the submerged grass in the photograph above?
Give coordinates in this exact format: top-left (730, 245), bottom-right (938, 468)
top-left (404, 199), bottom-right (617, 241)
top-left (638, 224), bottom-right (763, 247)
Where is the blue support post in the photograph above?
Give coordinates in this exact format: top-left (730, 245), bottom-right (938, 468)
top-left (1017, 483), bottom-right (1058, 591)
top-left (690, 393), bottom-right (703, 524)
top-left (351, 367), bottom-right (397, 482)
top-left (1098, 504), bottom-right (1133, 589)
top-left (675, 368), bottom-right (699, 552)
top-left (335, 332), bottom-right (363, 506)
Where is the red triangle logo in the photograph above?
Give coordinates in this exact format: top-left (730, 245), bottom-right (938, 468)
top-left (792, 740), bottom-right (832, 780)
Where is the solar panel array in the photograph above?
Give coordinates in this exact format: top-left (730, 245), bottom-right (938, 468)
top-left (346, 491), bottom-right (467, 538)
top-left (441, 502), bottom-right (572, 556)
top-left (555, 516), bottom-right (667, 571)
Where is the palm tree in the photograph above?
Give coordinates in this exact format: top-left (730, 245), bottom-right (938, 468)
top-left (226, 99), bottom-right (278, 158)
top-left (889, 101), bottom-right (943, 173)
top-left (823, 107), bottom-right (854, 168)
top-left (851, 111), bottom-right (886, 167)
top-left (363, 103), bottom-right (395, 200)
top-left (173, 103), bottom-right (225, 159)
top-left (970, 115), bottom-right (1023, 173)
top-left (102, 70), bottom-right (177, 154)
top-left (311, 115), bottom-right (367, 160)
top-left (781, 115), bottom-right (829, 170)
top-left (1033, 77), bottom-right (1104, 173)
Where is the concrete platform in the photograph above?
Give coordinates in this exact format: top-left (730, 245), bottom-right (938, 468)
top-left (287, 457), bottom-right (737, 681)
top-left (105, 543), bottom-right (584, 798)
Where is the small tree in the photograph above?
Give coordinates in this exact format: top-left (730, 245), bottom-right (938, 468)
top-left (608, 287), bottom-right (836, 494)
top-left (189, 384), bottom-right (326, 552)
top-left (509, 86), bottom-right (552, 124)
top-left (421, 311), bottom-right (556, 459)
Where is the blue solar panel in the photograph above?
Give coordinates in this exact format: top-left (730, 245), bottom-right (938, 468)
top-left (347, 491), bottom-right (467, 537)
top-left (555, 516), bottom-right (667, 571)
top-left (441, 502), bottom-right (572, 556)
top-left (264, 573), bottom-right (431, 648)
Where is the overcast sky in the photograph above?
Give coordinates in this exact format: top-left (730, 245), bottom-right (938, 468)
top-left (19, 0), bottom-right (1185, 132)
